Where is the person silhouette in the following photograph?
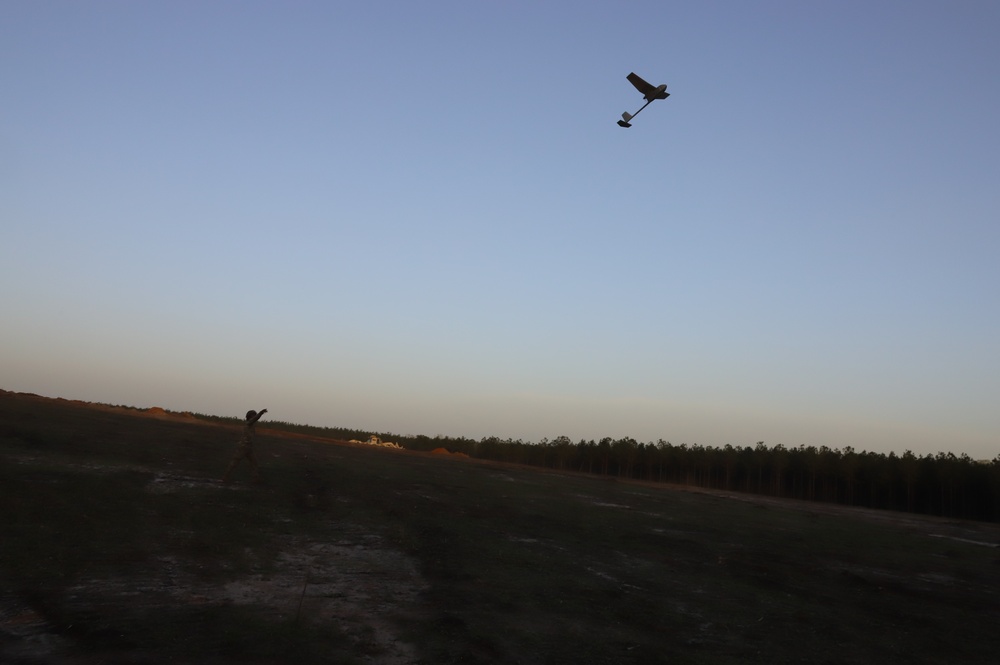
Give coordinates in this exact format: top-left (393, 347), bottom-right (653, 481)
top-left (222, 408), bottom-right (267, 483)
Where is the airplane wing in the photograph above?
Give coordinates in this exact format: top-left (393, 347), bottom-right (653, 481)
top-left (626, 72), bottom-right (657, 96)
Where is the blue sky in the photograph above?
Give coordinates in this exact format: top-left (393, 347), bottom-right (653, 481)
top-left (3, 1), bottom-right (998, 458)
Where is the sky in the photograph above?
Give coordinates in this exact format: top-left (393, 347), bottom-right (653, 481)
top-left (2, 1), bottom-right (998, 459)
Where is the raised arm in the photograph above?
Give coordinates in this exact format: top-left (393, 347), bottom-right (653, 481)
top-left (249, 408), bottom-right (268, 424)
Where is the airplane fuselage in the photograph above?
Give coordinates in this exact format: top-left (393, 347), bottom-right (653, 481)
top-left (644, 84), bottom-right (669, 102)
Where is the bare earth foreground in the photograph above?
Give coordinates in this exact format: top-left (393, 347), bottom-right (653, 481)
top-left (2, 390), bottom-right (999, 664)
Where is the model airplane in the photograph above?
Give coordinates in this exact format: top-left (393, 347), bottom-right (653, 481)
top-left (617, 72), bottom-right (669, 127)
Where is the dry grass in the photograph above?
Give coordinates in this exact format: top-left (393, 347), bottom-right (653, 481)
top-left (2, 390), bottom-right (1000, 664)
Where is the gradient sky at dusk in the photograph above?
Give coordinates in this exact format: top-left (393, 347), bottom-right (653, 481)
top-left (3, 1), bottom-right (998, 458)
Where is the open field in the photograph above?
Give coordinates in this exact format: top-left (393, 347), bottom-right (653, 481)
top-left (2, 390), bottom-right (1000, 664)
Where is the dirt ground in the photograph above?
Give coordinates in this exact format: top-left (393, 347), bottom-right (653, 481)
top-left (3, 393), bottom-right (999, 664)
top-left (5, 456), bottom-right (999, 664)
top-left (1, 466), bottom-right (428, 665)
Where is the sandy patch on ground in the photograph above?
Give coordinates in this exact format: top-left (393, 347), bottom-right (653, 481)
top-left (212, 534), bottom-right (428, 663)
top-left (3, 530), bottom-right (427, 664)
top-left (143, 472), bottom-right (431, 663)
top-left (1, 469), bottom-right (428, 664)
top-left (146, 472), bottom-right (243, 492)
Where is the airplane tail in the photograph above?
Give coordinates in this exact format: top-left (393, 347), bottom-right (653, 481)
top-left (618, 111), bottom-right (632, 128)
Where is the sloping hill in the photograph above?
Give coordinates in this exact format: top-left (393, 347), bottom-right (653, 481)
top-left (2, 390), bottom-right (999, 664)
